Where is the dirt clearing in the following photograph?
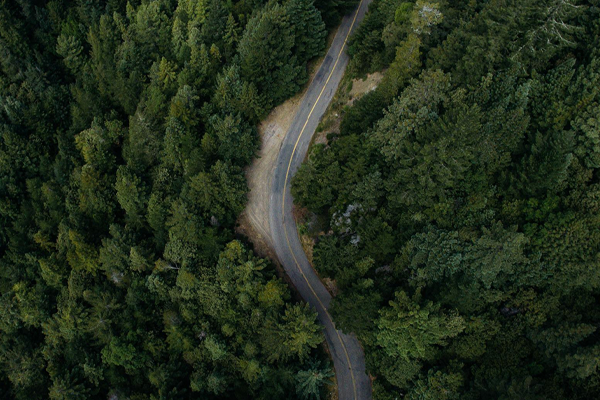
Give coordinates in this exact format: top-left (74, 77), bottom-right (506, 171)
top-left (349, 71), bottom-right (383, 102)
top-left (236, 93), bottom-right (303, 259)
top-left (313, 71), bottom-right (384, 145)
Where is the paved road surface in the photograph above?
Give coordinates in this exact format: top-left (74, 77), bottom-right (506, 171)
top-left (269, 1), bottom-right (373, 399)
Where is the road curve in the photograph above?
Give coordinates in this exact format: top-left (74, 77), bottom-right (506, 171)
top-left (268, 1), bottom-right (373, 399)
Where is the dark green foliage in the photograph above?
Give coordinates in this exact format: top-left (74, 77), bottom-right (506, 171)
top-left (238, 0), bottom-right (327, 108)
top-left (339, 88), bottom-right (388, 136)
top-left (293, 0), bottom-right (600, 398)
top-left (238, 3), bottom-right (302, 108)
top-left (288, 0), bottom-right (328, 63)
top-left (314, 0), bottom-right (360, 27)
top-left (0, 0), bottom-right (343, 398)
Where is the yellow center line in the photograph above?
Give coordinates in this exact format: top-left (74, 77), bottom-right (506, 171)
top-left (281, 2), bottom-right (365, 399)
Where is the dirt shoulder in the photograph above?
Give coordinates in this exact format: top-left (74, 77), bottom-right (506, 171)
top-left (236, 94), bottom-right (302, 259)
top-left (313, 71), bottom-right (383, 146)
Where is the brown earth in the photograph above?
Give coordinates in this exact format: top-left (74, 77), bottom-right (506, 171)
top-left (236, 94), bottom-right (304, 260)
top-left (349, 71), bottom-right (383, 102)
top-left (312, 71), bottom-right (384, 145)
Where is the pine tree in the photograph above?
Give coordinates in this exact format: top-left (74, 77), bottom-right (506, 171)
top-left (295, 360), bottom-right (334, 400)
top-left (376, 290), bottom-right (465, 361)
top-left (238, 3), bottom-right (304, 107)
top-left (286, 0), bottom-right (327, 64)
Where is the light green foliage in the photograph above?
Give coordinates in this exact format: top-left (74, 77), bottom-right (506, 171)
top-left (395, 2), bottom-right (414, 25)
top-left (349, 0), bottom-right (413, 73)
top-left (279, 304), bottom-right (323, 362)
top-left (372, 70), bottom-right (451, 163)
top-left (75, 118), bottom-right (122, 170)
top-left (380, 32), bottom-right (422, 97)
top-left (409, 0), bottom-right (443, 35)
top-left (206, 113), bottom-right (258, 166)
top-left (115, 166), bottom-right (148, 224)
top-left (56, 34), bottom-right (85, 73)
top-left (295, 360), bottom-right (334, 400)
top-left (406, 369), bottom-right (463, 400)
top-left (377, 291), bottom-right (465, 361)
top-left (214, 64), bottom-right (266, 121)
top-left (405, 223), bottom-right (530, 291)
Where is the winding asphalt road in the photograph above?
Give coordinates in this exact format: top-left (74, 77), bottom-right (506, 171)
top-left (268, 1), bottom-right (373, 398)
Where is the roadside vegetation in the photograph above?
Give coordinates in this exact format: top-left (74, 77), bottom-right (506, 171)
top-left (293, 1), bottom-right (600, 398)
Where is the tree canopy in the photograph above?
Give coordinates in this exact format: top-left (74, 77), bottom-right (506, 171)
top-left (0, 0), bottom-right (355, 398)
top-left (293, 0), bottom-right (600, 398)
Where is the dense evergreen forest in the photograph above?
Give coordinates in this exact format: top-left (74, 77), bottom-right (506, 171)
top-left (0, 0), bottom-right (359, 398)
top-left (292, 0), bottom-right (600, 399)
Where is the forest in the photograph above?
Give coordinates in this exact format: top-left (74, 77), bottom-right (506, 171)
top-left (292, 0), bottom-right (600, 399)
top-left (3, 0), bottom-right (600, 399)
top-left (0, 0), bottom-right (359, 399)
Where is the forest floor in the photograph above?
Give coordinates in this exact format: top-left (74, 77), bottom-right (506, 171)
top-left (313, 71), bottom-right (383, 145)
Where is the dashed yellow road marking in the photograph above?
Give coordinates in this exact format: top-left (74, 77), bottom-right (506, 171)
top-left (280, 2), bottom-right (366, 399)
